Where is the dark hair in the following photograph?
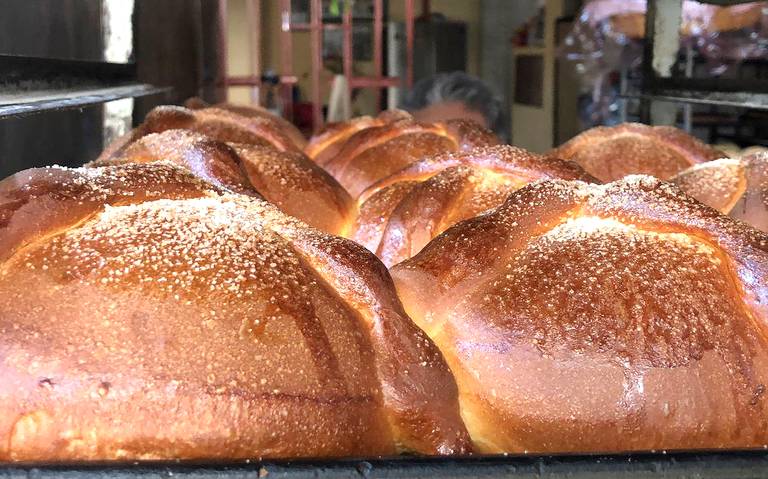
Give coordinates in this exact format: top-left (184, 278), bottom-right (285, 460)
top-left (403, 71), bottom-right (508, 139)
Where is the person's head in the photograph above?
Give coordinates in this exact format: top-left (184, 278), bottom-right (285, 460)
top-left (404, 71), bottom-right (507, 139)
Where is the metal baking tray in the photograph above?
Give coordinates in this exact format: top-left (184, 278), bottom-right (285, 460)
top-left (0, 54), bottom-right (170, 120)
top-left (3, 451), bottom-right (768, 478)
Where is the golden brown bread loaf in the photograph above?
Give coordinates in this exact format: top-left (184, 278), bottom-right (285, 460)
top-left (549, 123), bottom-right (724, 182)
top-left (304, 110), bottom-right (412, 166)
top-left (92, 129), bottom-right (354, 235)
top-left (442, 119), bottom-right (502, 152)
top-left (232, 143), bottom-right (356, 235)
top-left (351, 145), bottom-right (597, 266)
top-left (324, 118), bottom-right (499, 198)
top-left (184, 97), bottom-right (307, 150)
top-left (742, 146), bottom-right (768, 158)
top-left (90, 129), bottom-right (256, 195)
top-left (0, 163), bottom-right (470, 461)
top-left (391, 175), bottom-right (768, 453)
top-left (306, 116), bottom-right (381, 165)
top-left (98, 105), bottom-right (302, 164)
top-left (672, 152), bottom-right (768, 232)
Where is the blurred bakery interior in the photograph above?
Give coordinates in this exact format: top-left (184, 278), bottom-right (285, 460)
top-left (3, 0), bottom-right (766, 175)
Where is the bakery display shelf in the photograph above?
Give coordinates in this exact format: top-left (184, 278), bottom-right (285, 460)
top-left (0, 83), bottom-right (171, 120)
top-left (3, 451), bottom-right (768, 478)
top-left (0, 54), bottom-right (170, 119)
top-left (695, 0), bottom-right (765, 4)
top-left (622, 90), bottom-right (768, 110)
top-left (639, 0), bottom-right (768, 122)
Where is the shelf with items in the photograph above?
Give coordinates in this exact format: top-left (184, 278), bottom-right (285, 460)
top-left (0, 53), bottom-right (169, 120)
top-left (696, 0), bottom-right (766, 4)
top-left (639, 0), bottom-right (768, 124)
top-left (0, 84), bottom-right (170, 120)
top-left (625, 91), bottom-right (768, 111)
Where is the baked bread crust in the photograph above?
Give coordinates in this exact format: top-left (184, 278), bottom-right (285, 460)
top-left (391, 175), bottom-right (768, 453)
top-left (90, 129), bottom-right (256, 195)
top-left (549, 123), bottom-right (724, 182)
top-left (351, 145), bottom-right (596, 266)
top-left (92, 130), bottom-right (354, 235)
top-left (97, 106), bottom-right (301, 164)
top-left (324, 119), bottom-right (499, 198)
top-left (233, 143), bottom-right (355, 235)
top-left (0, 163), bottom-right (470, 461)
top-left (184, 98), bottom-right (307, 150)
top-left (673, 152), bottom-right (768, 232)
top-left (305, 110), bottom-right (412, 166)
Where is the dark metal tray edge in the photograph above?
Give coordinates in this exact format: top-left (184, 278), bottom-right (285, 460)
top-left (4, 450), bottom-right (768, 478)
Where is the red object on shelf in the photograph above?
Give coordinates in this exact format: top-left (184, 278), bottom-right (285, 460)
top-left (293, 102), bottom-right (315, 132)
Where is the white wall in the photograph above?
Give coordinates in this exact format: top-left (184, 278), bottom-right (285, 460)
top-left (480, 0), bottom-right (539, 109)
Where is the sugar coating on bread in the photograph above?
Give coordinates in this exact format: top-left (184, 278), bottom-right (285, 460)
top-left (391, 175), bottom-right (768, 453)
top-left (90, 129), bottom-right (256, 195)
top-left (96, 105), bottom-right (302, 165)
top-left (673, 152), bottom-right (768, 232)
top-left (672, 158), bottom-right (746, 213)
top-left (305, 110), bottom-right (415, 166)
top-left (233, 143), bottom-right (355, 235)
top-left (190, 101), bottom-right (308, 149)
top-left (351, 145), bottom-right (596, 266)
top-left (0, 163), bottom-right (469, 461)
top-left (93, 129), bottom-right (354, 235)
top-left (550, 123), bottom-right (724, 182)
top-left (323, 119), bottom-right (498, 199)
